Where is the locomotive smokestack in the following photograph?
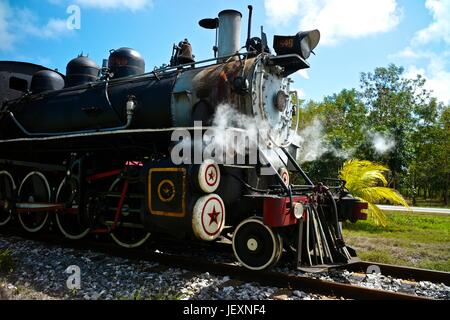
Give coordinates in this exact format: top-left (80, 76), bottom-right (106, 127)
top-left (218, 9), bottom-right (242, 61)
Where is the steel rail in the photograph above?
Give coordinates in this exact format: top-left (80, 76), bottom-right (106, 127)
top-left (332, 261), bottom-right (450, 286)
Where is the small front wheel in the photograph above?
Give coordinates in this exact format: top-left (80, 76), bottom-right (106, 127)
top-left (232, 218), bottom-right (282, 270)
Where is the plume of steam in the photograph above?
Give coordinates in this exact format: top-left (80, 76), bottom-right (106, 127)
top-left (370, 132), bottom-right (396, 154)
top-left (210, 107), bottom-right (342, 166)
top-left (207, 105), bottom-right (394, 167)
top-left (292, 118), bottom-right (329, 163)
top-left (207, 104), bottom-right (289, 170)
top-left (170, 102), bottom-right (398, 168)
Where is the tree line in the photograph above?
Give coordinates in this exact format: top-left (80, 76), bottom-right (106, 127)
top-left (295, 64), bottom-right (449, 205)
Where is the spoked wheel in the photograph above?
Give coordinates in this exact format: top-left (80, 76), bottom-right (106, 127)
top-left (232, 217), bottom-right (283, 270)
top-left (105, 178), bottom-right (150, 248)
top-left (55, 177), bottom-right (90, 240)
top-left (0, 171), bottom-right (16, 226)
top-left (17, 171), bottom-right (50, 233)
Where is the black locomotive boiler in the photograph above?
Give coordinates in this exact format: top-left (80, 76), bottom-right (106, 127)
top-left (0, 7), bottom-right (367, 270)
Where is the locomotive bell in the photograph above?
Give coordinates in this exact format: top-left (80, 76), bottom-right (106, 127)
top-left (171, 39), bottom-right (195, 65)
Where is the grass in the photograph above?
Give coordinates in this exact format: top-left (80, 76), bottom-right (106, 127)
top-left (0, 249), bottom-right (14, 273)
top-left (407, 198), bottom-right (450, 209)
top-left (342, 210), bottom-right (450, 271)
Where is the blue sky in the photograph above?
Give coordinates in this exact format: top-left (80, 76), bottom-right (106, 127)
top-left (0, 0), bottom-right (449, 104)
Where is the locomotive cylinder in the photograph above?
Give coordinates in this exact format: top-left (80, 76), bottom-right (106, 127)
top-left (217, 10), bottom-right (242, 61)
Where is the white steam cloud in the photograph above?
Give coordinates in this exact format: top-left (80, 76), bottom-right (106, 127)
top-left (370, 132), bottom-right (396, 155)
top-left (292, 119), bottom-right (329, 163)
top-left (208, 104), bottom-right (287, 171)
top-left (207, 106), bottom-right (394, 167)
top-left (292, 118), bottom-right (354, 163)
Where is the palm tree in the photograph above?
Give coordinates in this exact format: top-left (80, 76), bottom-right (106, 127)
top-left (338, 159), bottom-right (410, 226)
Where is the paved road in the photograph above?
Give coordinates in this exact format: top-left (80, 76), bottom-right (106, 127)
top-left (377, 205), bottom-right (450, 214)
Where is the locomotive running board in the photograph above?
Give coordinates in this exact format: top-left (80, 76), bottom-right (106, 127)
top-left (0, 159), bottom-right (65, 172)
top-left (0, 126), bottom-right (247, 143)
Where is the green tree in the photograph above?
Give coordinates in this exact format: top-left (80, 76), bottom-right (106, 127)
top-left (359, 64), bottom-right (430, 189)
top-left (295, 64), bottom-right (447, 206)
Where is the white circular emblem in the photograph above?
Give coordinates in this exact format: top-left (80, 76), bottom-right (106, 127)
top-left (192, 194), bottom-right (225, 241)
top-left (198, 159), bottom-right (220, 193)
top-left (279, 167), bottom-right (289, 186)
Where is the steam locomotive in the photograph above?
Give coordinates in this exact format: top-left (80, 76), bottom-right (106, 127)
top-left (0, 7), bottom-right (367, 270)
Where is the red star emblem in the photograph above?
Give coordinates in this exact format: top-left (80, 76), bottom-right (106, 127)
top-left (208, 206), bottom-right (221, 226)
top-left (208, 169), bottom-right (215, 182)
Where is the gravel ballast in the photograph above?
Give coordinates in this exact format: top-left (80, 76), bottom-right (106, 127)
top-left (0, 235), bottom-right (448, 300)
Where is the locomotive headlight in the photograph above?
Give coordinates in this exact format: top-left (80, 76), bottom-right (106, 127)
top-left (274, 90), bottom-right (288, 112)
top-left (298, 30), bottom-right (320, 59)
top-left (273, 29), bottom-right (320, 60)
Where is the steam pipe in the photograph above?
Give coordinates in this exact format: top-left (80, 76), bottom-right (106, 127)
top-left (247, 5), bottom-right (253, 42)
top-left (8, 97), bottom-right (137, 137)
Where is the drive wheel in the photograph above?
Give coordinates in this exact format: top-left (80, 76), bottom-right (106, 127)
top-left (55, 177), bottom-right (90, 240)
top-left (232, 218), bottom-right (282, 270)
top-left (106, 178), bottom-right (150, 248)
top-left (0, 171), bottom-right (15, 226)
top-left (17, 171), bottom-right (50, 233)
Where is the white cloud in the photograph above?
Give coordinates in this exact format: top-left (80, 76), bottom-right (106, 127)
top-left (0, 1), bottom-right (14, 50)
top-left (391, 0), bottom-right (450, 105)
top-left (76, 0), bottom-right (152, 11)
top-left (38, 18), bottom-right (71, 38)
top-left (15, 7), bottom-right (72, 39)
top-left (297, 69), bottom-right (309, 79)
top-left (264, 0), bottom-right (300, 26)
top-left (404, 57), bottom-right (450, 105)
top-left (389, 46), bottom-right (423, 60)
top-left (0, 2), bottom-right (74, 51)
top-left (265, 0), bottom-right (402, 46)
top-left (412, 0), bottom-right (450, 45)
top-left (291, 87), bottom-right (306, 99)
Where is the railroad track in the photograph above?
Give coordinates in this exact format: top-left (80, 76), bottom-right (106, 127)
top-left (331, 261), bottom-right (450, 286)
top-left (1, 230), bottom-right (448, 300)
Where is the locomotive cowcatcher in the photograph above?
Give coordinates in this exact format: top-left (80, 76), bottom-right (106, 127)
top-left (0, 7), bottom-right (367, 270)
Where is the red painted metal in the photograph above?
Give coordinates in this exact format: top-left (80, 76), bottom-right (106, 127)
top-left (3, 167), bottom-right (131, 227)
top-left (90, 228), bottom-right (110, 234)
top-left (263, 196), bottom-right (308, 227)
top-left (112, 180), bottom-right (129, 230)
top-left (353, 201), bottom-right (368, 220)
top-left (125, 161), bottom-right (143, 167)
top-left (64, 208), bottom-right (79, 215)
top-left (86, 169), bottom-right (122, 183)
top-left (15, 202), bottom-right (65, 213)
